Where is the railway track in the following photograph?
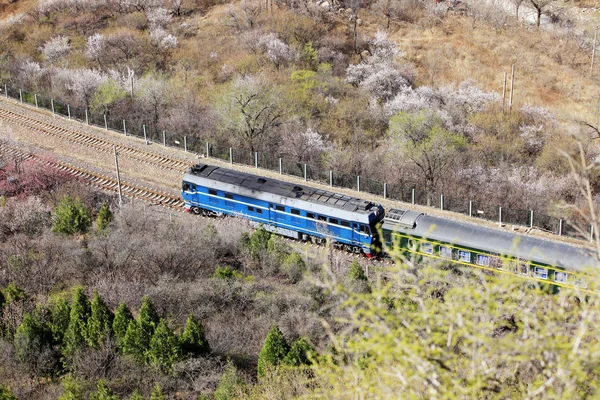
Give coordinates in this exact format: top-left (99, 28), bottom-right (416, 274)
top-left (0, 144), bottom-right (185, 211)
top-left (0, 107), bottom-right (193, 173)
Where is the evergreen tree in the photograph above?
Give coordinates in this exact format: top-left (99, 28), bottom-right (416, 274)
top-left (129, 389), bottom-right (144, 400)
top-left (120, 320), bottom-right (145, 361)
top-left (14, 312), bottom-right (51, 362)
top-left (95, 202), bottom-right (113, 231)
top-left (58, 375), bottom-right (83, 400)
top-left (246, 225), bottom-right (271, 261)
top-left (147, 319), bottom-right (181, 371)
top-left (150, 383), bottom-right (164, 400)
top-left (87, 290), bottom-right (113, 348)
top-left (0, 384), bottom-right (18, 400)
top-left (52, 195), bottom-right (92, 235)
top-left (257, 324), bottom-right (289, 376)
top-left (348, 260), bottom-right (367, 281)
top-left (214, 361), bottom-right (245, 400)
top-left (281, 252), bottom-right (306, 283)
top-left (137, 296), bottom-right (159, 353)
top-left (50, 298), bottom-right (71, 344)
top-left (63, 287), bottom-right (91, 356)
top-left (90, 379), bottom-right (119, 400)
top-left (283, 338), bottom-right (315, 366)
top-left (112, 303), bottom-right (133, 345)
top-left (180, 314), bottom-right (210, 357)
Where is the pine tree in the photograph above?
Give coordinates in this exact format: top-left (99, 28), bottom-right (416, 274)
top-left (90, 379), bottom-right (119, 400)
top-left (246, 225), bottom-right (271, 261)
top-left (63, 287), bottom-right (91, 356)
top-left (180, 314), bottom-right (210, 357)
top-left (58, 375), bottom-right (83, 400)
top-left (348, 260), bottom-right (367, 281)
top-left (283, 338), bottom-right (315, 366)
top-left (95, 202), bottom-right (113, 231)
top-left (150, 383), bottom-right (164, 400)
top-left (50, 298), bottom-right (70, 344)
top-left (257, 324), bottom-right (289, 376)
top-left (14, 312), bottom-right (50, 362)
top-left (87, 290), bottom-right (113, 348)
top-left (214, 361), bottom-right (245, 400)
top-left (147, 319), bottom-right (181, 371)
top-left (130, 389), bottom-right (144, 400)
top-left (138, 296), bottom-right (159, 350)
top-left (112, 302), bottom-right (133, 345)
top-left (0, 384), bottom-right (18, 400)
top-left (120, 320), bottom-right (145, 361)
top-left (52, 195), bottom-right (92, 235)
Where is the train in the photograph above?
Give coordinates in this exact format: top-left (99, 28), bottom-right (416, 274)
top-left (182, 163), bottom-right (598, 292)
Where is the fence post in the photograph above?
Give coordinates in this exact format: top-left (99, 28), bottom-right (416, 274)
top-left (591, 225), bottom-right (595, 242)
top-left (4, 84), bottom-right (7, 98)
top-left (85, 109), bottom-right (89, 125)
top-left (529, 210), bottom-right (534, 228)
top-left (469, 201), bottom-right (472, 217)
top-left (279, 158), bottom-right (282, 174)
top-left (558, 219), bottom-right (563, 236)
top-left (163, 131), bottom-right (166, 146)
top-left (357, 176), bottom-right (360, 192)
top-left (184, 136), bottom-right (187, 152)
top-left (440, 194), bottom-right (444, 211)
top-left (104, 115), bottom-right (108, 130)
top-left (19, 89), bottom-right (22, 103)
top-left (499, 207), bottom-right (503, 227)
top-left (383, 182), bottom-right (387, 199)
top-left (67, 105), bottom-right (71, 119)
top-left (143, 124), bottom-right (148, 144)
top-left (34, 94), bottom-right (38, 107)
top-left (329, 171), bottom-right (333, 186)
top-left (206, 142), bottom-right (210, 157)
top-left (230, 148), bottom-right (233, 164)
top-left (411, 188), bottom-right (415, 205)
top-left (255, 152), bottom-right (258, 168)
top-left (123, 120), bottom-right (127, 136)
top-left (51, 99), bottom-right (55, 118)
top-left (304, 164), bottom-right (307, 181)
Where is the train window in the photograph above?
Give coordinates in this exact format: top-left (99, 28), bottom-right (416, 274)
top-left (340, 220), bottom-right (350, 228)
top-left (476, 254), bottom-right (490, 266)
top-left (318, 215), bottom-right (327, 221)
top-left (518, 263), bottom-right (529, 276)
top-left (384, 232), bottom-right (392, 243)
top-left (275, 205), bottom-right (285, 211)
top-left (291, 209), bottom-right (300, 215)
top-left (329, 218), bottom-right (339, 225)
top-left (307, 213), bottom-right (316, 219)
top-left (360, 225), bottom-right (370, 234)
top-left (457, 250), bottom-right (471, 263)
top-left (422, 242), bottom-right (433, 254)
top-left (489, 256), bottom-right (503, 270)
top-left (554, 271), bottom-right (568, 283)
top-left (208, 189), bottom-right (218, 196)
top-left (247, 206), bottom-right (255, 212)
top-left (534, 267), bottom-right (548, 280)
top-left (191, 185), bottom-right (196, 190)
top-left (256, 208), bottom-right (263, 214)
top-left (182, 182), bottom-right (190, 191)
top-left (225, 193), bottom-right (233, 199)
top-left (440, 246), bottom-right (452, 259)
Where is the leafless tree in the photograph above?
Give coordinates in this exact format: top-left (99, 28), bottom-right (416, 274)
top-left (527, 0), bottom-right (558, 28)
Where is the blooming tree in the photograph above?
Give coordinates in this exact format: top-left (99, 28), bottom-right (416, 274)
top-left (41, 36), bottom-right (71, 65)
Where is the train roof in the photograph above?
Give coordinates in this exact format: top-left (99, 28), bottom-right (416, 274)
top-left (382, 208), bottom-right (598, 272)
top-left (184, 164), bottom-right (383, 222)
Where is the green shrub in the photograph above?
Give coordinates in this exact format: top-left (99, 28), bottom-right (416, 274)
top-left (147, 319), bottom-right (181, 371)
top-left (284, 338), bottom-right (315, 366)
top-left (112, 303), bottom-right (133, 345)
top-left (52, 195), bottom-right (92, 235)
top-left (63, 287), bottom-right (91, 356)
top-left (212, 266), bottom-right (243, 280)
top-left (281, 252), bottom-right (306, 283)
top-left (120, 320), bottom-right (145, 361)
top-left (257, 324), bottom-right (289, 376)
top-left (348, 260), bottom-right (367, 281)
top-left (214, 361), bottom-right (245, 400)
top-left (150, 383), bottom-right (164, 400)
top-left (58, 375), bottom-right (83, 400)
top-left (246, 225), bottom-right (271, 261)
top-left (90, 379), bottom-right (119, 400)
top-left (0, 384), bottom-right (18, 400)
top-left (87, 290), bottom-right (113, 348)
top-left (138, 296), bottom-right (159, 351)
top-left (50, 298), bottom-right (70, 344)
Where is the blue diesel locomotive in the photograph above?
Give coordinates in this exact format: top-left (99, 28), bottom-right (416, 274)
top-left (182, 164), bottom-right (385, 256)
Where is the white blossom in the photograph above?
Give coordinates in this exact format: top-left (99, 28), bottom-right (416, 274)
top-left (41, 35), bottom-right (71, 64)
top-left (160, 34), bottom-right (178, 50)
top-left (258, 33), bottom-right (295, 68)
top-left (85, 33), bottom-right (104, 60)
top-left (146, 7), bottom-right (172, 28)
top-left (64, 68), bottom-right (106, 108)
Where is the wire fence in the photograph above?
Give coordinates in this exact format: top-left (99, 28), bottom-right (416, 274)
top-left (1, 83), bottom-right (592, 241)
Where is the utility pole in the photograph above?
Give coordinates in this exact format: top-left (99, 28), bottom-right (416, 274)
top-left (502, 71), bottom-right (507, 114)
top-left (113, 145), bottom-right (123, 208)
top-left (591, 28), bottom-right (598, 77)
top-left (509, 64), bottom-right (515, 114)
